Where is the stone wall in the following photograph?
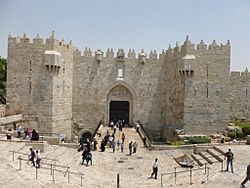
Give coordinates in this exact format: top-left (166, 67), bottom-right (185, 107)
top-left (229, 70), bottom-right (250, 120)
top-left (181, 38), bottom-right (231, 134)
top-left (0, 105), bottom-right (5, 117)
top-left (6, 32), bottom-right (249, 141)
top-left (73, 48), bottom-right (167, 140)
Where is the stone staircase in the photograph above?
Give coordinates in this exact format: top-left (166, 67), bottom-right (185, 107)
top-left (1, 129), bottom-right (249, 188)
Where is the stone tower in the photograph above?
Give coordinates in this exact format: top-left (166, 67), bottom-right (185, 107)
top-left (6, 31), bottom-right (75, 138)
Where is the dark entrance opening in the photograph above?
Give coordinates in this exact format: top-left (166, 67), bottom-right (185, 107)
top-left (110, 101), bottom-right (129, 125)
top-left (81, 132), bottom-right (92, 143)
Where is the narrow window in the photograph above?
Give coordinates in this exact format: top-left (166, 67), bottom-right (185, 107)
top-left (118, 69), bottom-right (123, 78)
top-left (30, 60), bottom-right (32, 71)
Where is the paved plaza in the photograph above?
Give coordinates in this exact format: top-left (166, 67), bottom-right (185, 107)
top-left (0, 127), bottom-right (249, 187)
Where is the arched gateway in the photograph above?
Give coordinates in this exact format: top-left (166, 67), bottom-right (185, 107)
top-left (105, 83), bottom-right (135, 126)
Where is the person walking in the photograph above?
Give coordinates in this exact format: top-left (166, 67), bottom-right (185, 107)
top-left (117, 140), bottom-right (121, 151)
top-left (29, 148), bottom-right (35, 167)
top-left (133, 142), bottom-right (138, 153)
top-left (151, 158), bottom-right (158, 179)
top-left (129, 141), bottom-right (133, 156)
top-left (122, 133), bottom-right (125, 144)
top-left (35, 150), bottom-right (41, 168)
top-left (225, 148), bottom-right (234, 173)
top-left (121, 142), bottom-right (124, 153)
top-left (112, 139), bottom-right (116, 153)
top-left (241, 162), bottom-right (250, 187)
top-left (17, 125), bottom-right (22, 138)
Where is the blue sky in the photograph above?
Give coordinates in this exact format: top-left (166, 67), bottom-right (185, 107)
top-left (0, 0), bottom-right (249, 71)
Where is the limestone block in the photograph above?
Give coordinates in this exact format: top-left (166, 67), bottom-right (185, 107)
top-left (25, 142), bottom-right (46, 153)
top-left (42, 136), bottom-right (60, 145)
top-left (247, 135), bottom-right (250, 145)
top-left (226, 126), bottom-right (240, 131)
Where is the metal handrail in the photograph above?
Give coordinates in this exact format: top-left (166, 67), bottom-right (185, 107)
top-left (9, 150), bottom-right (58, 162)
top-left (160, 165), bottom-right (211, 187)
top-left (92, 120), bottom-right (103, 140)
top-left (16, 156), bottom-right (84, 186)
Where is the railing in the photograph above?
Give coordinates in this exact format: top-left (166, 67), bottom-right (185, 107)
top-left (160, 165), bottom-right (210, 187)
top-left (160, 160), bottom-right (224, 187)
top-left (15, 155), bottom-right (84, 186)
top-left (92, 120), bottom-right (103, 140)
top-left (9, 150), bottom-right (58, 163)
top-left (137, 124), bottom-right (152, 149)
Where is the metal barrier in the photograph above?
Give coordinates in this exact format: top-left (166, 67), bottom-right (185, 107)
top-left (16, 156), bottom-right (84, 186)
top-left (160, 164), bottom-right (211, 187)
top-left (9, 150), bottom-right (58, 163)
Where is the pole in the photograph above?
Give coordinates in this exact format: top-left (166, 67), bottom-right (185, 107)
top-left (50, 163), bottom-right (53, 175)
top-left (52, 168), bottom-right (55, 182)
top-left (161, 174), bottom-right (163, 187)
top-left (221, 161), bottom-right (223, 172)
top-left (19, 156), bottom-right (21, 170)
top-left (117, 173), bottom-right (119, 188)
top-left (174, 167), bottom-right (177, 184)
top-left (68, 171), bottom-right (70, 183)
top-left (205, 163), bottom-right (207, 174)
top-left (12, 151), bottom-right (14, 162)
top-left (207, 167), bottom-right (209, 181)
top-left (36, 166), bottom-right (38, 179)
top-left (190, 168), bottom-right (192, 185)
top-left (81, 174), bottom-right (83, 186)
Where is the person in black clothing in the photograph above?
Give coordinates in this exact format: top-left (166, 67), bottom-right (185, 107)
top-left (29, 148), bottom-right (35, 166)
top-left (241, 163), bottom-right (250, 187)
top-left (82, 149), bottom-right (88, 164)
top-left (129, 141), bottom-right (133, 156)
top-left (225, 148), bottom-right (234, 173)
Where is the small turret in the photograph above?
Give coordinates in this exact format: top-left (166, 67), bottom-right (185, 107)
top-left (95, 49), bottom-right (103, 63)
top-left (138, 49), bottom-right (147, 64)
top-left (117, 49), bottom-right (125, 62)
top-left (197, 39), bottom-right (207, 50)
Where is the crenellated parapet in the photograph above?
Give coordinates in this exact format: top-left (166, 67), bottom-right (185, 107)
top-left (84, 47), bottom-right (92, 57)
top-left (106, 48), bottom-right (114, 58)
top-left (8, 31), bottom-right (75, 51)
top-left (128, 49), bottom-right (136, 58)
top-left (231, 68), bottom-right (250, 78)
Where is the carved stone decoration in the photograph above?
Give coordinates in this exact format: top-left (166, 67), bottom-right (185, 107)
top-left (108, 85), bottom-right (133, 101)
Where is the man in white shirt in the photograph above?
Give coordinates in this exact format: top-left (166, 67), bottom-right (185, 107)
top-left (151, 158), bottom-right (158, 179)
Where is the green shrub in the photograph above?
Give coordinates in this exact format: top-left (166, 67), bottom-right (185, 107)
top-left (236, 130), bottom-right (244, 139)
top-left (185, 136), bottom-right (211, 144)
top-left (242, 126), bottom-right (250, 137)
top-left (227, 131), bottom-right (236, 139)
top-left (234, 121), bottom-right (250, 128)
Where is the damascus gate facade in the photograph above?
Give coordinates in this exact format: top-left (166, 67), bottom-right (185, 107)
top-left (5, 31), bottom-right (250, 141)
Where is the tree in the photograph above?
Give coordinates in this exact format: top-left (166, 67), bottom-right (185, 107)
top-left (0, 56), bottom-right (7, 104)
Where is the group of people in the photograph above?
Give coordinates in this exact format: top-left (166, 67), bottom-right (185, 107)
top-left (28, 148), bottom-right (41, 168)
top-left (5, 125), bottom-right (40, 142)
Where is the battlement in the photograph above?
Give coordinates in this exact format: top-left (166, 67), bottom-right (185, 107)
top-left (165, 36), bottom-right (230, 55)
top-left (8, 31), bottom-right (75, 51)
top-left (230, 68), bottom-right (250, 77)
top-left (77, 47), bottom-right (164, 60)
top-left (8, 32), bottom-right (230, 60)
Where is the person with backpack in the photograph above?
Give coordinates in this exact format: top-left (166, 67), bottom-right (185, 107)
top-left (225, 148), bottom-right (234, 173)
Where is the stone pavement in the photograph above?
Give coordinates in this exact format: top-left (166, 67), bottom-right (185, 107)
top-left (0, 128), bottom-right (249, 187)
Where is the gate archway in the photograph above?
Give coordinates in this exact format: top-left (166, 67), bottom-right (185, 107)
top-left (105, 83), bottom-right (135, 126)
